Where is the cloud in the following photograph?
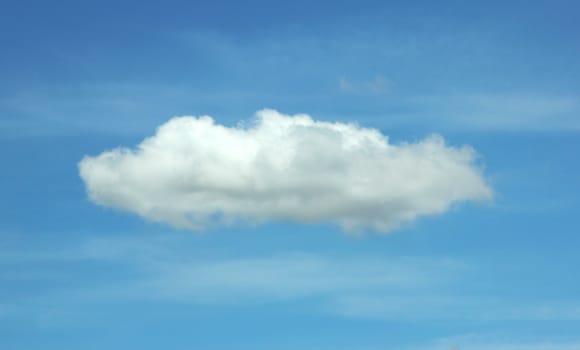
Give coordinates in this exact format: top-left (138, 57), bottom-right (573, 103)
top-left (125, 254), bottom-right (462, 304)
top-left (330, 295), bottom-right (580, 321)
top-left (408, 94), bottom-right (580, 131)
top-left (339, 75), bottom-right (390, 95)
top-left (79, 109), bottom-right (491, 232)
top-left (407, 334), bottom-right (580, 350)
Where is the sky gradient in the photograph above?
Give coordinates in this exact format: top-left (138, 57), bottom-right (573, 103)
top-left (1, 0), bottom-right (580, 349)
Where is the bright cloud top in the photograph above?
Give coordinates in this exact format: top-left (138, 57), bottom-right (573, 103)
top-left (79, 109), bottom-right (492, 232)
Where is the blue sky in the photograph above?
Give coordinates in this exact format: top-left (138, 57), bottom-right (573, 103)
top-left (1, 0), bottom-right (580, 349)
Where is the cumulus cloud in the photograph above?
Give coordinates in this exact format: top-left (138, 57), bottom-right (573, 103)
top-left (78, 109), bottom-right (492, 232)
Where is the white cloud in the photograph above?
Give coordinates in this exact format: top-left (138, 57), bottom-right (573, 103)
top-left (78, 109), bottom-right (491, 232)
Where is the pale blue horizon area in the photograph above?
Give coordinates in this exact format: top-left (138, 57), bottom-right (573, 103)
top-left (1, 0), bottom-right (580, 349)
